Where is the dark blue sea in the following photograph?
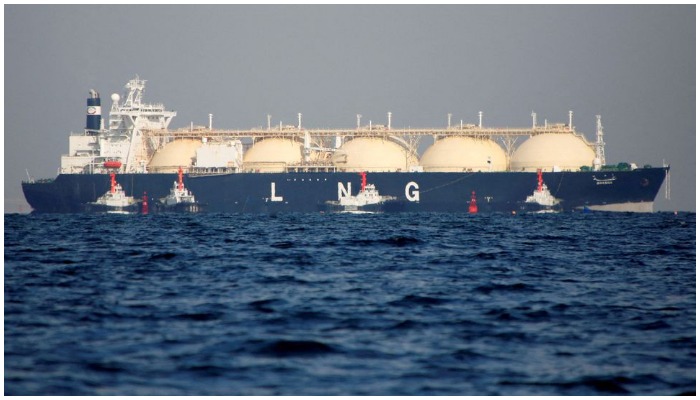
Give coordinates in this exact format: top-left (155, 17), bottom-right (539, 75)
top-left (4, 212), bottom-right (696, 396)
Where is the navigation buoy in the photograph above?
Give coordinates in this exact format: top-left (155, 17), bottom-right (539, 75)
top-left (469, 191), bottom-right (478, 214)
top-left (142, 192), bottom-right (149, 214)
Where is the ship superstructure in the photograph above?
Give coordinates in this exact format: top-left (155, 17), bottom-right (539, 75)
top-left (23, 77), bottom-right (669, 213)
top-left (61, 77), bottom-right (177, 174)
top-left (61, 78), bottom-right (611, 176)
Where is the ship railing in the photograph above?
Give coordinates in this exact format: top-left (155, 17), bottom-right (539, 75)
top-left (144, 125), bottom-right (583, 139)
top-left (189, 166), bottom-right (239, 176)
top-left (285, 164), bottom-right (337, 173)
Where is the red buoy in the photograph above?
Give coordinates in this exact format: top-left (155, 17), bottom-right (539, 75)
top-left (142, 192), bottom-right (149, 214)
top-left (469, 191), bottom-right (478, 214)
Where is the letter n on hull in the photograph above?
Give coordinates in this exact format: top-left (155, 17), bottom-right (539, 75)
top-left (338, 182), bottom-right (351, 200)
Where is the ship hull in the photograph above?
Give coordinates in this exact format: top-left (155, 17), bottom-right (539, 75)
top-left (84, 202), bottom-right (140, 214)
top-left (22, 168), bottom-right (668, 213)
top-left (152, 201), bottom-right (205, 213)
top-left (322, 199), bottom-right (404, 214)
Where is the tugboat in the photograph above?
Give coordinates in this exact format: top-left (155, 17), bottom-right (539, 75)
top-left (85, 172), bottom-right (139, 214)
top-left (521, 169), bottom-right (562, 213)
top-left (157, 167), bottom-right (203, 212)
top-left (324, 172), bottom-right (397, 213)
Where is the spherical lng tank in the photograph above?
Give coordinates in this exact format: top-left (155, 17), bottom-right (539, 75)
top-left (148, 139), bottom-right (202, 173)
top-left (510, 133), bottom-right (595, 172)
top-left (242, 138), bottom-right (303, 172)
top-left (331, 137), bottom-right (418, 172)
top-left (420, 136), bottom-right (507, 172)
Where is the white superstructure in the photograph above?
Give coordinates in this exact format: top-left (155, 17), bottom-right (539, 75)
top-left (61, 77), bottom-right (176, 174)
top-left (60, 77), bottom-right (244, 175)
top-left (525, 169), bottom-right (560, 207)
top-left (328, 172), bottom-right (397, 212)
top-left (525, 184), bottom-right (558, 207)
top-left (338, 184), bottom-right (394, 208)
top-left (160, 168), bottom-right (197, 207)
top-left (105, 77), bottom-right (176, 173)
top-left (88, 173), bottom-right (137, 212)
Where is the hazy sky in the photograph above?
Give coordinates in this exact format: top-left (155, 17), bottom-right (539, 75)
top-left (5, 5), bottom-right (696, 212)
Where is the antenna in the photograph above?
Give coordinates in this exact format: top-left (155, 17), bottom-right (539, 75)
top-left (595, 115), bottom-right (606, 169)
top-left (664, 161), bottom-right (671, 200)
top-left (25, 169), bottom-right (34, 183)
top-left (569, 110), bottom-right (573, 131)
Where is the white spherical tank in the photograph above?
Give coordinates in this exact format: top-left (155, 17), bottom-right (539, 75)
top-left (420, 137), bottom-right (507, 172)
top-left (242, 138), bottom-right (303, 172)
top-left (332, 137), bottom-right (418, 172)
top-left (510, 133), bottom-right (595, 172)
top-left (148, 139), bottom-right (202, 173)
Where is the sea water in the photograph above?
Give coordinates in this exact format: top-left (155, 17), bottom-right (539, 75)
top-left (4, 212), bottom-right (696, 395)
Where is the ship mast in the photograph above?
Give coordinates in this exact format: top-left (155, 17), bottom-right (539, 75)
top-left (594, 115), bottom-right (606, 171)
top-left (107, 76), bottom-right (177, 172)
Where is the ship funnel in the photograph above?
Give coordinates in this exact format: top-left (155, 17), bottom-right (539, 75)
top-left (86, 89), bottom-right (102, 133)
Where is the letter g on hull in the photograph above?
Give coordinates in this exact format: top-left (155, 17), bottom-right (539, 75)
top-left (405, 181), bottom-right (420, 202)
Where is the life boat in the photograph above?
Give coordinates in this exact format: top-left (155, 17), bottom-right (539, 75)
top-left (103, 160), bottom-right (122, 169)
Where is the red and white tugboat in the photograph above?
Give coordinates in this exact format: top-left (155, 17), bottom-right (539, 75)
top-left (324, 172), bottom-right (397, 213)
top-left (86, 172), bottom-right (139, 214)
top-left (157, 167), bottom-right (203, 212)
top-left (522, 169), bottom-right (562, 213)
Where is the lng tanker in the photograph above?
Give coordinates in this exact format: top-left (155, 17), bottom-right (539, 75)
top-left (21, 77), bottom-right (669, 213)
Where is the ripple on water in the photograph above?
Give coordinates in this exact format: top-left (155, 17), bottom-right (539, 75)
top-left (3, 212), bottom-right (696, 395)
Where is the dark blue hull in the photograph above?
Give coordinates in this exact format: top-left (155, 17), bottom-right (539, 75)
top-left (151, 201), bottom-right (205, 213)
top-left (22, 168), bottom-right (668, 213)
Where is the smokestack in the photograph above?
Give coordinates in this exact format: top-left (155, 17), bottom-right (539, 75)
top-left (86, 89), bottom-right (101, 133)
